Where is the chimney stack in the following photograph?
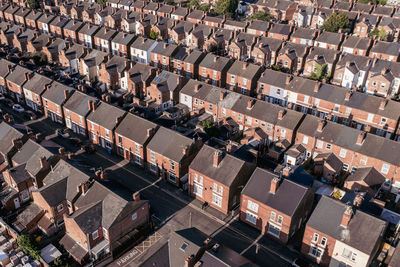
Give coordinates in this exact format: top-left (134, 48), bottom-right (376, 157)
top-left (64, 90), bottom-right (69, 99)
top-left (194, 84), bottom-right (200, 92)
top-left (317, 119), bottom-right (325, 132)
top-left (213, 56), bottom-right (218, 62)
top-left (285, 75), bottom-right (291, 84)
top-left (80, 182), bottom-right (88, 195)
top-left (364, 125), bottom-right (371, 132)
top-left (146, 128), bottom-right (153, 137)
top-left (219, 91), bottom-right (225, 100)
top-left (213, 150), bottom-right (223, 167)
top-left (88, 100), bottom-right (93, 111)
top-left (356, 131), bottom-right (366, 145)
top-left (133, 192), bottom-right (140, 201)
top-left (39, 157), bottom-right (48, 169)
top-left (345, 90), bottom-right (352, 101)
top-left (247, 99), bottom-right (254, 109)
top-left (183, 145), bottom-right (189, 155)
top-left (270, 176), bottom-right (280, 194)
top-left (91, 101), bottom-right (97, 111)
top-left (278, 110), bottom-right (285, 119)
top-left (314, 82), bottom-right (320, 92)
top-left (379, 98), bottom-right (388, 110)
top-left (353, 193), bottom-right (364, 208)
top-left (24, 72), bottom-right (31, 81)
top-left (340, 205), bottom-right (353, 227)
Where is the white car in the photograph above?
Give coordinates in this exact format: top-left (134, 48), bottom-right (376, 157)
top-left (12, 104), bottom-right (24, 113)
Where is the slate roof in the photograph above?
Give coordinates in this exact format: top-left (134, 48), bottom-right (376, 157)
top-left (307, 196), bottom-right (387, 255)
top-left (111, 32), bottom-right (135, 45)
top-left (6, 65), bottom-right (31, 86)
top-left (227, 61), bottom-right (261, 80)
top-left (152, 42), bottom-right (178, 57)
top-left (342, 36), bottom-right (371, 51)
top-left (23, 73), bottom-right (52, 95)
top-left (258, 69), bottom-right (291, 88)
top-left (130, 36), bottom-right (156, 50)
top-left (345, 167), bottom-right (386, 187)
top-left (147, 126), bottom-right (195, 163)
top-left (41, 81), bottom-right (74, 105)
top-left (371, 40), bottom-right (400, 57)
top-left (86, 101), bottom-right (126, 130)
top-left (0, 122), bottom-right (24, 156)
top-left (315, 31), bottom-right (343, 46)
top-left (126, 62), bottom-right (156, 83)
top-left (115, 113), bottom-right (158, 145)
top-left (63, 90), bottom-right (97, 117)
top-left (189, 145), bottom-right (248, 186)
top-left (290, 27), bottom-right (317, 41)
top-left (199, 53), bottom-right (232, 72)
top-left (0, 59), bottom-right (14, 78)
top-left (83, 49), bottom-right (107, 67)
top-left (242, 167), bottom-right (310, 216)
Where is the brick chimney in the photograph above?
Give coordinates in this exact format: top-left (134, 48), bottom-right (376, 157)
top-left (213, 56), bottom-right (218, 62)
top-left (317, 119), bottom-right (325, 132)
top-left (372, 58), bottom-right (377, 67)
top-left (12, 139), bottom-right (23, 149)
top-left (39, 157), bottom-right (49, 169)
top-left (285, 75), bottom-right (291, 84)
top-left (242, 62), bottom-right (247, 69)
top-left (80, 182), bottom-right (88, 195)
top-left (194, 84), bottom-right (200, 92)
top-left (379, 98), bottom-right (388, 110)
top-left (88, 100), bottom-right (93, 111)
top-left (314, 82), bottom-right (320, 92)
top-left (146, 128), bottom-right (153, 137)
top-left (340, 205), bottom-right (353, 227)
top-left (64, 90), bottom-right (69, 99)
top-left (364, 125), bottom-right (371, 132)
top-left (133, 192), bottom-right (140, 201)
top-left (278, 110), bottom-right (285, 119)
top-left (213, 150), bottom-right (223, 167)
top-left (247, 99), bottom-right (255, 109)
top-left (353, 193), bottom-right (364, 208)
top-left (91, 101), bottom-right (97, 111)
top-left (185, 255), bottom-right (194, 267)
top-left (183, 145), bottom-right (190, 155)
top-left (345, 90), bottom-right (352, 101)
top-left (270, 177), bottom-right (280, 194)
top-left (356, 131), bottom-right (366, 145)
top-left (24, 72), bottom-right (31, 81)
top-left (220, 91), bottom-right (225, 100)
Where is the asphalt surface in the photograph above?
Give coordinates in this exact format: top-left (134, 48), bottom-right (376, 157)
top-left (0, 101), bottom-right (307, 267)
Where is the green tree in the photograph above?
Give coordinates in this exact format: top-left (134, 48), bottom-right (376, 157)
top-left (247, 12), bottom-right (275, 22)
top-left (214, 0), bottom-right (238, 16)
top-left (271, 65), bottom-right (285, 72)
top-left (321, 12), bottom-right (349, 33)
top-left (149, 29), bottom-right (159, 40)
top-left (96, 0), bottom-right (107, 6)
top-left (309, 63), bottom-right (328, 81)
top-left (27, 0), bottom-right (40, 9)
top-left (369, 28), bottom-right (387, 41)
top-left (17, 235), bottom-right (40, 260)
top-left (189, 0), bottom-right (200, 8)
top-left (33, 52), bottom-right (48, 66)
top-left (199, 120), bottom-right (220, 137)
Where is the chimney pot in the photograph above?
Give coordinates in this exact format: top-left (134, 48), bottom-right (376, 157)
top-left (88, 100), bottom-right (93, 111)
top-left (194, 84), bottom-right (200, 92)
top-left (340, 205), bottom-right (353, 227)
top-left (39, 157), bottom-right (47, 169)
top-left (64, 90), bottom-right (69, 99)
top-left (146, 128), bottom-right (153, 137)
top-left (278, 110), bottom-right (285, 119)
top-left (270, 176), bottom-right (280, 194)
top-left (356, 131), bottom-right (366, 145)
top-left (133, 192), bottom-right (140, 201)
top-left (285, 75), bottom-right (291, 84)
top-left (24, 72), bottom-right (31, 81)
top-left (220, 91), bottom-right (225, 100)
top-left (314, 82), bottom-right (320, 92)
top-left (213, 150), bottom-right (223, 167)
top-left (379, 98), bottom-right (388, 110)
top-left (345, 90), bottom-right (352, 101)
top-left (247, 99), bottom-right (254, 109)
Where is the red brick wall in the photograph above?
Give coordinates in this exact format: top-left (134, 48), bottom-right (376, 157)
top-left (301, 226), bottom-right (336, 266)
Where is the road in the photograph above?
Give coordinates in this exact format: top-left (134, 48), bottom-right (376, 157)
top-left (0, 102), bottom-right (305, 267)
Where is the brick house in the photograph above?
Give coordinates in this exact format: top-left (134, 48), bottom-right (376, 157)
top-left (49, 16), bottom-right (69, 38)
top-left (310, 8), bottom-right (333, 29)
top-left (303, 47), bottom-right (339, 77)
top-left (240, 168), bottom-right (314, 243)
top-left (59, 43), bottom-right (88, 75)
top-left (226, 61), bottom-right (262, 96)
top-left (223, 19), bottom-right (248, 32)
top-left (77, 23), bottom-right (100, 49)
top-left (186, 24), bottom-right (213, 50)
top-left (81, 4), bottom-right (101, 23)
top-left (3, 4), bottom-right (19, 23)
top-left (0, 122), bottom-right (25, 170)
top-left (378, 17), bottom-right (400, 42)
top-left (198, 54), bottom-right (233, 87)
top-left (250, 36), bottom-right (283, 66)
top-left (289, 27), bottom-right (318, 46)
top-left (63, 20), bottom-right (84, 43)
top-left (186, 10), bottom-right (205, 24)
top-left (146, 126), bottom-right (201, 186)
top-left (79, 49), bottom-right (108, 83)
top-left (341, 36), bottom-right (372, 57)
top-left (247, 20), bottom-right (269, 37)
top-left (228, 31), bottom-right (257, 61)
top-left (314, 31), bottom-right (344, 50)
top-left (5, 65), bottom-right (32, 103)
top-left (275, 42), bottom-right (308, 73)
top-left (13, 7), bottom-right (30, 25)
top-left (143, 2), bottom-right (159, 15)
top-left (203, 15), bottom-right (225, 28)
top-left (369, 40), bottom-right (400, 61)
top-left (171, 48), bottom-right (205, 79)
top-left (204, 28), bottom-right (233, 53)
top-left (151, 42), bottom-right (179, 71)
top-left (37, 13), bottom-right (55, 34)
top-left (115, 113), bottom-right (158, 168)
top-left (267, 23), bottom-right (293, 41)
top-left (98, 55), bottom-right (129, 90)
top-left (171, 6), bottom-right (189, 21)
top-left (42, 38), bottom-right (66, 64)
top-left (257, 69), bottom-right (292, 104)
top-left (301, 196), bottom-right (387, 266)
top-left (123, 62), bottom-right (156, 97)
top-left (249, 0), bottom-right (297, 21)
top-left (25, 10), bottom-right (42, 30)
top-left (93, 27), bottom-right (117, 53)
top-left (60, 180), bottom-right (150, 264)
top-left (12, 28), bottom-right (35, 52)
top-left (353, 14), bottom-right (379, 38)
top-left (189, 145), bottom-right (255, 214)
top-left (22, 73), bottom-right (52, 113)
top-left (156, 4), bottom-right (174, 18)
top-left (41, 82), bottom-right (74, 123)
top-left (343, 167), bottom-right (386, 195)
top-left (26, 33), bottom-right (50, 54)
top-left (86, 101), bottom-right (126, 151)
top-left (0, 59), bottom-right (14, 95)
top-left (111, 32), bottom-right (135, 57)
top-left (364, 59), bottom-right (400, 97)
top-left (63, 91), bottom-right (97, 136)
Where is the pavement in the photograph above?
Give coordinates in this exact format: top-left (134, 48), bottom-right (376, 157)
top-left (0, 101), bottom-right (309, 267)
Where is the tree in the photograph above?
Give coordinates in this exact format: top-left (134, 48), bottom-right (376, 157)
top-left (214, 0), bottom-right (238, 16)
top-left (189, 0), bottom-right (200, 8)
top-left (369, 28), bottom-right (387, 41)
top-left (199, 120), bottom-right (220, 137)
top-left (247, 12), bottom-right (275, 22)
top-left (149, 29), bottom-right (159, 40)
top-left (309, 63), bottom-right (328, 81)
top-left (27, 0), bottom-right (40, 9)
top-left (33, 52), bottom-right (48, 66)
top-left (17, 235), bottom-right (40, 260)
top-left (96, 0), bottom-right (107, 6)
top-left (321, 12), bottom-right (349, 33)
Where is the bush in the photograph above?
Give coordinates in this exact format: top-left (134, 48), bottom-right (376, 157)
top-left (149, 29), bottom-right (159, 40)
top-left (321, 12), bottom-right (349, 33)
top-left (369, 28), bottom-right (388, 41)
top-left (247, 12), bottom-right (275, 22)
top-left (17, 234), bottom-right (41, 260)
top-left (214, 0), bottom-right (238, 16)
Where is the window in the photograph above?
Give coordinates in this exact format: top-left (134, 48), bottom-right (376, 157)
top-left (135, 155), bottom-right (141, 164)
top-left (212, 193), bottom-right (222, 207)
top-left (280, 129), bottom-right (286, 138)
top-left (277, 215), bottom-right (283, 225)
top-left (132, 212), bottom-right (137, 221)
top-left (230, 75), bottom-right (235, 83)
top-left (380, 117), bottom-right (387, 125)
top-left (247, 117), bottom-right (252, 124)
top-left (315, 99), bottom-right (320, 107)
top-left (150, 151), bottom-right (155, 162)
top-left (247, 200), bottom-right (259, 213)
top-left (367, 113), bottom-right (374, 123)
top-left (169, 173), bottom-right (176, 183)
top-left (103, 228), bottom-right (108, 239)
top-left (246, 211), bottom-right (257, 225)
top-left (105, 129), bottom-right (110, 139)
top-left (312, 233), bottom-right (319, 243)
top-left (92, 230), bottom-right (99, 240)
top-left (135, 143), bottom-right (140, 153)
top-left (343, 164), bottom-right (349, 171)
top-left (170, 160), bottom-right (175, 171)
top-left (213, 70), bottom-right (217, 78)
top-left (316, 140), bottom-right (323, 149)
top-left (267, 224), bottom-right (281, 237)
top-left (193, 183), bottom-right (203, 197)
top-left (342, 248), bottom-right (357, 262)
top-left (150, 163), bottom-right (157, 172)
top-left (320, 237), bottom-right (327, 247)
top-left (302, 136), bottom-right (308, 145)
top-left (381, 164), bottom-right (390, 174)
top-left (304, 95), bottom-right (309, 104)
top-left (360, 156), bottom-right (367, 165)
top-left (209, 104), bottom-right (213, 111)
top-left (309, 246), bottom-right (323, 259)
top-left (334, 104), bottom-right (340, 112)
top-left (339, 149), bottom-right (347, 158)
top-left (57, 204), bottom-right (63, 212)
top-left (345, 108), bottom-right (352, 115)
top-left (180, 242), bottom-right (188, 251)
top-left (326, 143), bottom-right (331, 150)
top-left (270, 211), bottom-right (276, 221)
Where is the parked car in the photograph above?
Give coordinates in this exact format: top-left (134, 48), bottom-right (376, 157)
top-left (25, 111), bottom-right (37, 120)
top-left (3, 99), bottom-right (13, 107)
top-left (12, 104), bottom-right (24, 113)
top-left (292, 258), bottom-right (313, 267)
top-left (0, 94), bottom-right (5, 101)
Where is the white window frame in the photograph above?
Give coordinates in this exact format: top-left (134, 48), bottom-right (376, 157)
top-left (92, 230), bottom-right (99, 240)
top-left (212, 193), bottom-right (222, 207)
top-left (270, 211), bottom-right (276, 222)
top-left (245, 211), bottom-right (257, 225)
top-left (339, 149), bottom-right (347, 158)
top-left (381, 163), bottom-right (390, 174)
top-left (247, 200), bottom-right (259, 213)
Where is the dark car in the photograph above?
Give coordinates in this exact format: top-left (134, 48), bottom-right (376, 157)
top-left (292, 258), bottom-right (313, 267)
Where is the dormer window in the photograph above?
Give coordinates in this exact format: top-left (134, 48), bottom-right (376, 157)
top-left (92, 230), bottom-right (99, 240)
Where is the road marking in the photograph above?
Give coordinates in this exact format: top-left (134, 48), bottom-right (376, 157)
top-left (95, 152), bottom-right (293, 264)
